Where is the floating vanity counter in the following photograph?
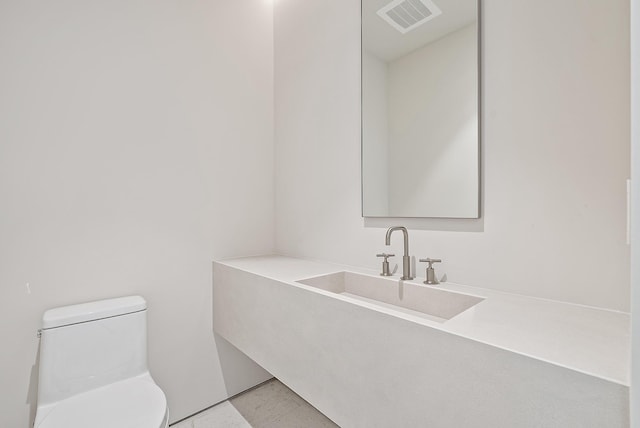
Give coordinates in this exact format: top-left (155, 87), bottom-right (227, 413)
top-left (213, 256), bottom-right (630, 428)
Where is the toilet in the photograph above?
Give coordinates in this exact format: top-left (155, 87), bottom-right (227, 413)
top-left (34, 296), bottom-right (169, 428)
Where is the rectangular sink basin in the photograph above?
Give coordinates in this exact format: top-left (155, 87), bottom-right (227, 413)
top-left (297, 271), bottom-right (484, 322)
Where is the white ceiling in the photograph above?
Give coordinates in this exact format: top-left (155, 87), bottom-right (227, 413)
top-left (363, 0), bottom-right (477, 62)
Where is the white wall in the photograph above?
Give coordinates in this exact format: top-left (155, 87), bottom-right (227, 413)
top-left (0, 1), bottom-right (274, 426)
top-left (387, 23), bottom-right (478, 217)
top-left (275, 0), bottom-right (630, 311)
top-left (631, 0), bottom-right (639, 424)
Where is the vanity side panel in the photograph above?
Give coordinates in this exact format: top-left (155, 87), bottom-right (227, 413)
top-left (213, 263), bottom-right (629, 428)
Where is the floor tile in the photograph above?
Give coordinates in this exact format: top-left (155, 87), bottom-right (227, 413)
top-left (171, 379), bottom-right (338, 428)
top-left (230, 379), bottom-right (305, 426)
top-left (191, 402), bottom-right (252, 428)
top-left (170, 418), bottom-right (193, 428)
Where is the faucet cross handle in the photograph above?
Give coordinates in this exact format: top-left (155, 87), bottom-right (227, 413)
top-left (376, 253), bottom-right (395, 260)
top-left (376, 253), bottom-right (395, 276)
top-left (420, 258), bottom-right (442, 285)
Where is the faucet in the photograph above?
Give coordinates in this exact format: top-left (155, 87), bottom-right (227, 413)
top-left (385, 226), bottom-right (414, 280)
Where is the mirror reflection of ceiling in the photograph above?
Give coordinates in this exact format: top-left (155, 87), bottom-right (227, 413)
top-left (363, 0), bottom-right (477, 62)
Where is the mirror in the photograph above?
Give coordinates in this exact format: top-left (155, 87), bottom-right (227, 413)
top-left (362, 0), bottom-right (480, 218)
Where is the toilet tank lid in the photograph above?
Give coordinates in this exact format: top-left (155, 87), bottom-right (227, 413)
top-left (42, 296), bottom-right (147, 329)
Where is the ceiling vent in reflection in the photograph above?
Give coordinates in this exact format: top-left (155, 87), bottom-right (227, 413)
top-left (377, 0), bottom-right (442, 34)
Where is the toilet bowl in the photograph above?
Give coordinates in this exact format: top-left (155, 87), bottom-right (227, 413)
top-left (34, 296), bottom-right (168, 428)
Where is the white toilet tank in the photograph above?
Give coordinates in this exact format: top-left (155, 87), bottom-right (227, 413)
top-left (37, 296), bottom-right (150, 407)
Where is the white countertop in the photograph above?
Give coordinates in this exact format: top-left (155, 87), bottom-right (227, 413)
top-left (216, 255), bottom-right (630, 386)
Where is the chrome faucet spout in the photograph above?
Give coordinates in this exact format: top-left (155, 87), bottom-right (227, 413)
top-left (385, 226), bottom-right (413, 280)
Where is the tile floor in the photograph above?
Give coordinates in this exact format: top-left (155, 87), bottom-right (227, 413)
top-left (170, 379), bottom-right (339, 428)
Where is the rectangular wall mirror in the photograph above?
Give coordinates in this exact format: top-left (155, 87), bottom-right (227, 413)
top-left (362, 0), bottom-right (480, 218)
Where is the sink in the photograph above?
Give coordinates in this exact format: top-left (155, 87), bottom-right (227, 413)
top-left (297, 271), bottom-right (483, 322)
